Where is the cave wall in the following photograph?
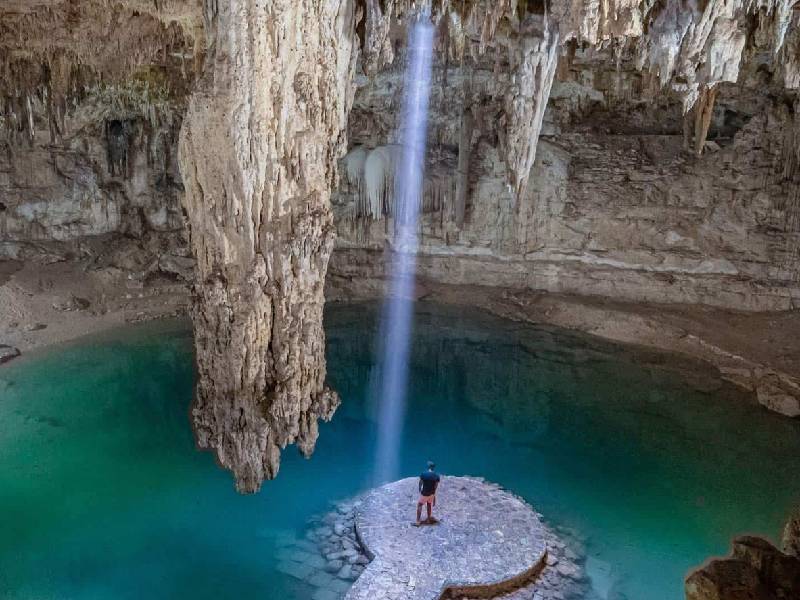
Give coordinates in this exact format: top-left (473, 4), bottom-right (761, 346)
top-left (5, 51), bottom-right (798, 311)
top-left (2, 2), bottom-right (798, 311)
top-left (330, 25), bottom-right (800, 311)
top-left (0, 95), bottom-right (189, 274)
top-left (0, 0), bottom-right (199, 279)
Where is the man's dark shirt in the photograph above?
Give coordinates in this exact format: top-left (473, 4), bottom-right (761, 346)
top-left (419, 471), bottom-right (440, 496)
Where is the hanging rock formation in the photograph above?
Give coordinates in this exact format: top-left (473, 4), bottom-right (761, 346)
top-left (177, 0), bottom-right (358, 492)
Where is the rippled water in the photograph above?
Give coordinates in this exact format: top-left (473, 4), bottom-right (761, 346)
top-left (1, 302), bottom-right (798, 600)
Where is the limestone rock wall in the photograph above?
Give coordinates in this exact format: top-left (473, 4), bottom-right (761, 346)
top-left (0, 0), bottom-right (198, 277)
top-left (0, 84), bottom-right (192, 279)
top-left (177, 0), bottom-right (357, 492)
top-left (331, 4), bottom-right (800, 311)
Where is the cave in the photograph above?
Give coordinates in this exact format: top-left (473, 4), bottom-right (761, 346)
top-left (1, 2), bottom-right (800, 600)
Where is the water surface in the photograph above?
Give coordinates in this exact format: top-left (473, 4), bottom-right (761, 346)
top-left (1, 303), bottom-right (798, 600)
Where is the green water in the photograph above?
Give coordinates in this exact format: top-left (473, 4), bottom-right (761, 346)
top-left (1, 303), bottom-right (798, 600)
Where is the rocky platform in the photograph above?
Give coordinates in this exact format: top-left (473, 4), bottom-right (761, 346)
top-left (273, 481), bottom-right (591, 600)
top-left (345, 477), bottom-right (548, 600)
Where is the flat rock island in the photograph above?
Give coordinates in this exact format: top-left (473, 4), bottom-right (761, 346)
top-left (346, 477), bottom-right (548, 600)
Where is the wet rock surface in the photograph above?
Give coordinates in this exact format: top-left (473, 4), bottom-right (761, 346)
top-left (685, 536), bottom-right (800, 600)
top-left (783, 508), bottom-right (800, 558)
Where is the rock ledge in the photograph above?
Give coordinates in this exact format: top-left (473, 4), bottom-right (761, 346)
top-left (346, 477), bottom-right (548, 600)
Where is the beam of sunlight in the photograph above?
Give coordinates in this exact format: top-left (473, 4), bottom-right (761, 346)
top-left (372, 10), bottom-right (434, 484)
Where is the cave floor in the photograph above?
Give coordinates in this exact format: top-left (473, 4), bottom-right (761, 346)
top-left (0, 259), bottom-right (187, 355)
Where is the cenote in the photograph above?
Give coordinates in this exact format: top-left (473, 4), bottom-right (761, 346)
top-left (1, 302), bottom-right (799, 600)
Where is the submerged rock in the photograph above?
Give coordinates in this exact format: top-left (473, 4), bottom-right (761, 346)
top-left (0, 345), bottom-right (21, 365)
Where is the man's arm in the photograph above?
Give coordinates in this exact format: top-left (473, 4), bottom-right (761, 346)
top-left (419, 477), bottom-right (423, 493)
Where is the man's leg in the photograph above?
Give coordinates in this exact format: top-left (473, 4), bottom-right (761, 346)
top-left (426, 501), bottom-right (432, 522)
top-left (416, 502), bottom-right (423, 524)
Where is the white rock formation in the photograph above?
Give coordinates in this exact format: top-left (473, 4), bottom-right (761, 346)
top-left (177, 0), bottom-right (358, 492)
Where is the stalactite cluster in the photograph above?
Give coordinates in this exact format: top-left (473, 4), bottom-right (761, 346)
top-left (353, 0), bottom-right (800, 204)
top-left (0, 1), bottom-right (199, 144)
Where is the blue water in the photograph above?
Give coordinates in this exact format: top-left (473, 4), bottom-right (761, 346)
top-left (1, 302), bottom-right (798, 600)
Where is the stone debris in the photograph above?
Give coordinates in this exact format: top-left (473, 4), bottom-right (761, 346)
top-left (52, 295), bottom-right (91, 312)
top-left (0, 344), bottom-right (21, 365)
top-left (783, 507), bottom-right (800, 558)
top-left (272, 498), bottom-right (369, 600)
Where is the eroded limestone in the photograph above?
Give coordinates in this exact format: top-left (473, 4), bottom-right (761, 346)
top-left (177, 0), bottom-right (357, 492)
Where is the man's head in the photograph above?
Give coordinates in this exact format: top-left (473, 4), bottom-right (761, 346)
top-left (427, 461), bottom-right (435, 471)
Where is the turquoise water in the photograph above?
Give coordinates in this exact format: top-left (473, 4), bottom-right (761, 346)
top-left (1, 302), bottom-right (799, 600)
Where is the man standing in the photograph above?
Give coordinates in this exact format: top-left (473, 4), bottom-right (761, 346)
top-left (416, 461), bottom-right (441, 525)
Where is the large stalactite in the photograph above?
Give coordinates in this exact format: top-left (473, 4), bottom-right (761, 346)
top-left (177, 0), bottom-right (358, 493)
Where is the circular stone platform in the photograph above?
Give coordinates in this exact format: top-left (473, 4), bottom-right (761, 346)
top-left (345, 477), bottom-right (547, 600)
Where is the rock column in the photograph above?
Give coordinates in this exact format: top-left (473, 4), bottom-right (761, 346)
top-left (178, 0), bottom-right (357, 492)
